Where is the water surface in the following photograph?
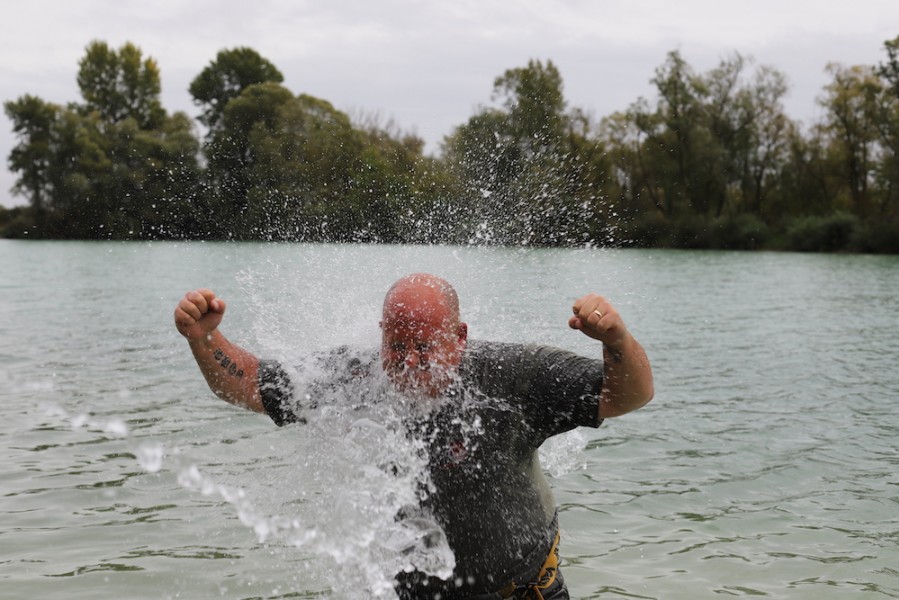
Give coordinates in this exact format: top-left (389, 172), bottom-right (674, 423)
top-left (1, 240), bottom-right (897, 599)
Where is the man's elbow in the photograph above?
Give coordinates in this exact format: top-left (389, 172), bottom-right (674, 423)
top-left (601, 384), bottom-right (654, 419)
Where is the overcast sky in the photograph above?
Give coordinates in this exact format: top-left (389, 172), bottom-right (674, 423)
top-left (2, 0), bottom-right (898, 208)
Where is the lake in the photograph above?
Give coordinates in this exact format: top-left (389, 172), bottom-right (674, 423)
top-left (1, 240), bottom-right (897, 599)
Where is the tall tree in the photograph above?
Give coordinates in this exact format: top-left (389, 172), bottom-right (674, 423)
top-left (598, 108), bottom-right (657, 216)
top-left (443, 59), bottom-right (599, 245)
top-left (94, 111), bottom-right (202, 238)
top-left (201, 81), bottom-right (294, 237)
top-left (493, 59), bottom-right (566, 154)
top-left (775, 125), bottom-right (839, 217)
top-left (714, 62), bottom-right (793, 218)
top-left (697, 53), bottom-right (756, 217)
top-left (4, 95), bottom-right (58, 216)
top-left (243, 93), bottom-right (421, 242)
top-left (878, 36), bottom-right (899, 101)
top-left (628, 51), bottom-right (708, 217)
top-left (876, 36), bottom-right (899, 216)
top-left (818, 63), bottom-right (884, 217)
top-left (189, 47), bottom-right (284, 133)
top-left (5, 41), bottom-right (200, 239)
top-left (191, 48), bottom-right (285, 225)
top-left (77, 41), bottom-right (165, 129)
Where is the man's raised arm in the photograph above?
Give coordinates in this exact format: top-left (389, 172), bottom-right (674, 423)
top-left (569, 293), bottom-right (654, 419)
top-left (174, 289), bottom-right (265, 413)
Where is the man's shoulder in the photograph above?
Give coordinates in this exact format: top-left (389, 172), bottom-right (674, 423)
top-left (462, 339), bottom-right (601, 392)
top-left (464, 338), bottom-right (528, 357)
top-left (460, 339), bottom-right (554, 388)
top-left (464, 339), bottom-right (581, 366)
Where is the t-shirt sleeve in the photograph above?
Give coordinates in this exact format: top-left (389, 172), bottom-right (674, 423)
top-left (258, 359), bottom-right (302, 426)
top-left (465, 342), bottom-right (604, 442)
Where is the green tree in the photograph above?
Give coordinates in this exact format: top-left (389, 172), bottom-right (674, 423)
top-left (626, 50), bottom-right (711, 218)
top-left (93, 112), bottom-right (202, 238)
top-left (5, 41), bottom-right (201, 239)
top-left (699, 58), bottom-right (793, 218)
top-left (5, 98), bottom-right (111, 237)
top-left (443, 108), bottom-right (520, 241)
top-left (4, 95), bottom-right (58, 217)
top-left (191, 49), bottom-right (286, 229)
top-left (879, 36), bottom-right (899, 100)
top-left (244, 94), bottom-right (422, 242)
top-left (875, 36), bottom-right (899, 217)
top-left (775, 125), bottom-right (838, 218)
top-left (189, 47), bottom-right (284, 132)
top-left (199, 82), bottom-right (420, 242)
top-left (349, 113), bottom-right (465, 243)
top-left (77, 40), bottom-right (165, 129)
top-left (201, 81), bottom-right (294, 237)
top-left (818, 63), bottom-right (884, 217)
top-left (243, 91), bottom-right (364, 239)
top-left (601, 51), bottom-right (797, 247)
top-left (443, 59), bottom-right (600, 245)
top-left (651, 50), bottom-right (709, 215)
top-left (493, 59), bottom-right (566, 153)
top-left (695, 52), bottom-right (747, 217)
top-left (736, 65), bottom-right (793, 218)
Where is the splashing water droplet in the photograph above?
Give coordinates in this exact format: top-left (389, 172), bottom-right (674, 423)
top-left (137, 442), bottom-right (164, 473)
top-left (103, 419), bottom-right (129, 437)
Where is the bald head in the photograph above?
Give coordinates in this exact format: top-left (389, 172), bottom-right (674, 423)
top-left (382, 273), bottom-right (461, 327)
top-left (380, 273), bottom-right (467, 397)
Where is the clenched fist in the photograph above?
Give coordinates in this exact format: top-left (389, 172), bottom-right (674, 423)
top-left (174, 289), bottom-right (226, 342)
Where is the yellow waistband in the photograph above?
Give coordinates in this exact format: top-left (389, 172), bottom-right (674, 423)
top-left (497, 528), bottom-right (560, 599)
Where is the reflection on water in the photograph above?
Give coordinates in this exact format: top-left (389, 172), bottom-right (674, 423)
top-left (1, 241), bottom-right (898, 599)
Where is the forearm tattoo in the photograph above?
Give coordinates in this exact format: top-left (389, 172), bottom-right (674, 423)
top-left (213, 348), bottom-right (244, 378)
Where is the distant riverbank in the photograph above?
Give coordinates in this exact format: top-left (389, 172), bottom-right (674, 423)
top-left (3, 204), bottom-right (897, 254)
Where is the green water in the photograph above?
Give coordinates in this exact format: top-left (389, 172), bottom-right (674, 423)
top-left (1, 240), bottom-right (897, 599)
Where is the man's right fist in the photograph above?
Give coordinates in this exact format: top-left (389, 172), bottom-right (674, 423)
top-left (174, 289), bottom-right (226, 341)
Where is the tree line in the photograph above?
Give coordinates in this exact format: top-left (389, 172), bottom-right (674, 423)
top-left (3, 38), bottom-right (899, 252)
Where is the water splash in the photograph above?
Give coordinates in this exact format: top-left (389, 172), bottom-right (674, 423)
top-left (37, 395), bottom-right (451, 595)
top-left (540, 429), bottom-right (587, 478)
top-left (135, 441), bottom-right (164, 473)
top-left (134, 356), bottom-right (457, 597)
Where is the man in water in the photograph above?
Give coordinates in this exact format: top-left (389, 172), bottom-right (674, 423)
top-left (174, 274), bottom-right (653, 599)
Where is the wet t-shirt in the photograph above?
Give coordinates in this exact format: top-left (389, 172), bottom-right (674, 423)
top-left (258, 340), bottom-right (604, 595)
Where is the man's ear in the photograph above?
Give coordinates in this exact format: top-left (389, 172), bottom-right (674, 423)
top-left (457, 322), bottom-right (468, 344)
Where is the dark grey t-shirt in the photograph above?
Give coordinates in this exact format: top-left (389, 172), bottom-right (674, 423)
top-left (258, 340), bottom-right (604, 595)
